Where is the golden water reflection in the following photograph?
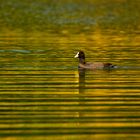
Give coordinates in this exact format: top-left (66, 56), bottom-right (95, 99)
top-left (0, 29), bottom-right (139, 139)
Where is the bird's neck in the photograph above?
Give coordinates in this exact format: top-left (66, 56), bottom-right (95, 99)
top-left (79, 58), bottom-right (86, 64)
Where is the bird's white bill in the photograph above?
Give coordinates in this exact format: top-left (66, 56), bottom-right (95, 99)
top-left (74, 52), bottom-right (79, 58)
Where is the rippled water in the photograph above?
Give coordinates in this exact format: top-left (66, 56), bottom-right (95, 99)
top-left (0, 29), bottom-right (140, 140)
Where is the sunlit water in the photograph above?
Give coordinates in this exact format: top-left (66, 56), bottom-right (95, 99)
top-left (0, 28), bottom-right (140, 140)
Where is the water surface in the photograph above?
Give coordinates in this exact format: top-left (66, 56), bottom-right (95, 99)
top-left (0, 28), bottom-right (139, 140)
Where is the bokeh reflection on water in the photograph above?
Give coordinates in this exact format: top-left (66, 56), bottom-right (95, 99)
top-left (0, 29), bottom-right (140, 140)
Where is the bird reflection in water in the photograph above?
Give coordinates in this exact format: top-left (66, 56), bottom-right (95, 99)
top-left (78, 68), bottom-right (86, 94)
top-left (76, 68), bottom-right (86, 118)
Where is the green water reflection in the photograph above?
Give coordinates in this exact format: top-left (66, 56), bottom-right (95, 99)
top-left (0, 0), bottom-right (140, 30)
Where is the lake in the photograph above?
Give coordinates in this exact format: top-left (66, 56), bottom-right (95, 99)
top-left (0, 0), bottom-right (140, 139)
top-left (0, 28), bottom-right (139, 140)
